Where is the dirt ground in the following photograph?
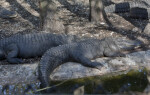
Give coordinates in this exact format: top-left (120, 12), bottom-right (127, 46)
top-left (0, 0), bottom-right (149, 61)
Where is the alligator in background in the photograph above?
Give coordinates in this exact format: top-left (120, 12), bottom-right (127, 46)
top-left (0, 33), bottom-right (81, 64)
top-left (38, 37), bottom-right (142, 92)
top-left (105, 0), bottom-right (150, 19)
top-left (129, 7), bottom-right (150, 19)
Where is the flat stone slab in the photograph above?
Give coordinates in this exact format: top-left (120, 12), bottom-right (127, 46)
top-left (1, 50), bottom-right (150, 85)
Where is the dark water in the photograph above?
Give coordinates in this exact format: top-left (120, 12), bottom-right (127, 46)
top-left (50, 69), bottom-right (148, 94)
top-left (0, 68), bottom-right (148, 94)
top-left (0, 82), bottom-right (40, 94)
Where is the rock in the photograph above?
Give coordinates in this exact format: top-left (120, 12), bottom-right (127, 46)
top-left (0, 63), bottom-right (38, 85)
top-left (73, 86), bottom-right (84, 95)
top-left (143, 23), bottom-right (150, 34)
top-left (1, 50), bottom-right (150, 85)
top-left (51, 50), bottom-right (150, 80)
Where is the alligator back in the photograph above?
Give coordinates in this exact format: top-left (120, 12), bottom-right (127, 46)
top-left (38, 37), bottom-right (142, 92)
top-left (0, 33), bottom-right (78, 58)
top-left (38, 38), bottom-right (118, 92)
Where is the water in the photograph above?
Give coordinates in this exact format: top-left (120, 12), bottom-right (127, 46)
top-left (0, 68), bottom-right (148, 94)
top-left (49, 69), bottom-right (148, 94)
top-left (0, 82), bottom-right (41, 95)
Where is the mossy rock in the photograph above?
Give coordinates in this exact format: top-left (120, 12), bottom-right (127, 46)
top-left (49, 68), bottom-right (148, 94)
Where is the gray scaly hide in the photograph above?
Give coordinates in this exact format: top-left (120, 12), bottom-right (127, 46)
top-left (38, 37), bottom-right (142, 92)
top-left (0, 33), bottom-right (80, 64)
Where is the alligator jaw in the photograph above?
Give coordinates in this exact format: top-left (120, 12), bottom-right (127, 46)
top-left (114, 37), bottom-right (143, 50)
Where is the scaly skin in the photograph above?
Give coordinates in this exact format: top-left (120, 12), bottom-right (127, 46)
top-left (39, 37), bottom-right (142, 92)
top-left (0, 33), bottom-right (80, 64)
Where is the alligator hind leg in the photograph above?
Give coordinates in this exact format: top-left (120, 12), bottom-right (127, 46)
top-left (6, 44), bottom-right (23, 64)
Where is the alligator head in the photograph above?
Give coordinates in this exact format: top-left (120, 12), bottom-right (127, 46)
top-left (113, 37), bottom-right (143, 51)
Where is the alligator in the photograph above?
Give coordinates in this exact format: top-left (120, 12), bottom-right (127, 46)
top-left (104, 0), bottom-right (150, 13)
top-left (130, 7), bottom-right (150, 19)
top-left (38, 37), bottom-right (142, 92)
top-left (0, 33), bottom-right (80, 64)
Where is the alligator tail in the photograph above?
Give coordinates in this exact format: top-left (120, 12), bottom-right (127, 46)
top-left (105, 1), bottom-right (149, 13)
top-left (38, 45), bottom-right (69, 92)
top-left (105, 2), bottom-right (130, 13)
top-left (130, 7), bottom-right (150, 19)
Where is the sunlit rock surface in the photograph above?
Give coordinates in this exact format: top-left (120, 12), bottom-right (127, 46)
top-left (51, 50), bottom-right (150, 80)
top-left (143, 23), bottom-right (150, 34)
top-left (0, 63), bottom-right (38, 85)
top-left (0, 50), bottom-right (150, 85)
top-left (0, 50), bottom-right (150, 94)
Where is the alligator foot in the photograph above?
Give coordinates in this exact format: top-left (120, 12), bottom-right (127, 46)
top-left (91, 62), bottom-right (104, 70)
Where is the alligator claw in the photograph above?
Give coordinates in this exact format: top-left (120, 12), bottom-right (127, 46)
top-left (91, 62), bottom-right (103, 70)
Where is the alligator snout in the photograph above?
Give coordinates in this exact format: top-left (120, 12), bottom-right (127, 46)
top-left (114, 37), bottom-right (143, 50)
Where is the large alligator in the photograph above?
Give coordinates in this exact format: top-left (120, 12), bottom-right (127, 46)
top-left (38, 37), bottom-right (142, 92)
top-left (0, 33), bottom-right (80, 64)
top-left (105, 0), bottom-right (150, 13)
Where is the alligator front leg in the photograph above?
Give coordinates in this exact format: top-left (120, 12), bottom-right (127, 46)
top-left (72, 53), bottom-right (103, 70)
top-left (6, 44), bottom-right (23, 64)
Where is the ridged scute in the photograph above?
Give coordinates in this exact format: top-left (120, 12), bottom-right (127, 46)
top-left (38, 37), bottom-right (143, 93)
top-left (39, 38), bottom-right (135, 92)
top-left (0, 33), bottom-right (81, 63)
top-left (39, 44), bottom-right (71, 91)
